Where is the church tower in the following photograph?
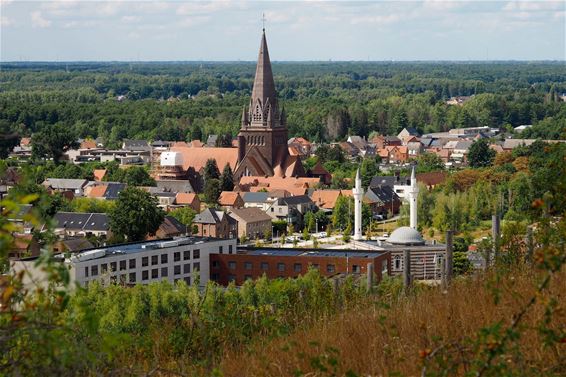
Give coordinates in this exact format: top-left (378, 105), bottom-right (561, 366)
top-left (234, 29), bottom-right (303, 180)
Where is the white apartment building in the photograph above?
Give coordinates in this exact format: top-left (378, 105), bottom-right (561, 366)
top-left (12, 236), bottom-right (236, 289)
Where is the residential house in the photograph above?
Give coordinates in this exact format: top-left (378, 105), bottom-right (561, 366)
top-left (122, 139), bottom-right (151, 152)
top-left (153, 216), bottom-right (187, 239)
top-left (378, 146), bottom-right (409, 164)
top-left (85, 182), bottom-right (126, 200)
top-left (364, 186), bottom-right (401, 218)
top-left (451, 140), bottom-right (473, 162)
top-left (174, 192), bottom-right (201, 212)
top-left (218, 191), bottom-right (244, 210)
top-left (242, 192), bottom-right (272, 211)
top-left (238, 176), bottom-right (320, 196)
top-left (288, 137), bottom-right (312, 157)
top-left (228, 207), bottom-right (273, 240)
top-left (52, 212), bottom-right (110, 239)
top-left (310, 189), bottom-right (349, 213)
top-left (155, 179), bottom-right (194, 194)
top-left (407, 141), bottom-right (423, 158)
top-left (53, 238), bottom-right (95, 254)
top-left (337, 141), bottom-right (360, 159)
top-left (93, 169), bottom-right (107, 181)
top-left (193, 208), bottom-right (237, 239)
top-left (42, 178), bottom-right (89, 197)
top-left (397, 127), bottom-right (420, 139)
top-left (266, 195), bottom-right (316, 227)
top-left (307, 160), bottom-right (332, 185)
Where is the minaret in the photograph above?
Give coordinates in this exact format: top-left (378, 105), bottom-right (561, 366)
top-left (408, 165), bottom-right (419, 229)
top-left (353, 168), bottom-right (364, 241)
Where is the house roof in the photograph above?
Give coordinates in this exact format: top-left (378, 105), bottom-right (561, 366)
top-left (193, 208), bottom-right (222, 224)
top-left (170, 146), bottom-right (238, 173)
top-left (53, 212), bottom-right (109, 232)
top-left (62, 238), bottom-right (94, 252)
top-left (80, 139), bottom-right (97, 149)
top-left (242, 191), bottom-right (269, 203)
top-left (43, 178), bottom-right (88, 190)
top-left (310, 189), bottom-right (342, 209)
top-left (158, 216), bottom-right (186, 236)
top-left (310, 160), bottom-right (330, 176)
top-left (175, 192), bottom-right (198, 205)
top-left (88, 185), bottom-right (107, 198)
top-left (93, 169), bottom-right (107, 181)
top-left (103, 183), bottom-right (126, 199)
top-left (229, 207), bottom-right (272, 223)
top-left (288, 137), bottom-right (311, 146)
top-left (156, 179), bottom-right (194, 193)
top-left (123, 139), bottom-right (150, 151)
top-left (279, 194), bottom-right (313, 206)
top-left (364, 186), bottom-right (400, 205)
top-left (502, 139), bottom-right (536, 150)
top-left (218, 191), bottom-right (242, 206)
top-left (206, 135), bottom-right (218, 146)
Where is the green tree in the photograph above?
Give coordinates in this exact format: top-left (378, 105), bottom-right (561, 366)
top-left (123, 167), bottom-right (155, 186)
top-left (304, 211), bottom-right (316, 232)
top-left (203, 159), bottom-right (220, 182)
top-left (417, 152), bottom-right (445, 173)
top-left (360, 158), bottom-right (379, 188)
top-left (468, 139), bottom-right (496, 168)
top-left (332, 195), bottom-right (352, 230)
top-left (31, 123), bottom-right (79, 163)
top-left (219, 163), bottom-right (234, 191)
top-left (169, 207), bottom-right (196, 228)
top-left (0, 120), bottom-right (19, 159)
top-left (203, 178), bottom-right (221, 205)
top-left (109, 187), bottom-right (164, 241)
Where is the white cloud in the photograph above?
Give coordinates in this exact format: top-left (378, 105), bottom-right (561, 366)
top-left (176, 0), bottom-right (243, 16)
top-left (121, 15), bottom-right (141, 23)
top-left (177, 15), bottom-right (210, 28)
top-left (31, 11), bottom-right (51, 28)
top-left (0, 15), bottom-right (14, 27)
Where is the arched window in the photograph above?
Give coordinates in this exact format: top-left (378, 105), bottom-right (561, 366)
top-left (394, 256), bottom-right (401, 270)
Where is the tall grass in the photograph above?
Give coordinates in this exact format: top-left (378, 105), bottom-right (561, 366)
top-left (219, 267), bottom-right (565, 376)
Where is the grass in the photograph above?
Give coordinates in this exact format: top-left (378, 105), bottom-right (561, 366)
top-left (218, 267), bottom-right (566, 376)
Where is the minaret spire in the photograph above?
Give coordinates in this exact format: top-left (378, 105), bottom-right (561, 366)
top-left (408, 164), bottom-right (419, 229)
top-left (353, 168), bottom-right (364, 241)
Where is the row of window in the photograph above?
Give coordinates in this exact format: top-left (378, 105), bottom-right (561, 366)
top-left (86, 258), bottom-right (201, 278)
top-left (87, 263), bottom-right (200, 282)
top-left (83, 250), bottom-right (200, 277)
top-left (219, 261), bottom-right (361, 274)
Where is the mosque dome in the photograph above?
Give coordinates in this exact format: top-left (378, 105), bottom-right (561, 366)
top-left (387, 226), bottom-right (425, 246)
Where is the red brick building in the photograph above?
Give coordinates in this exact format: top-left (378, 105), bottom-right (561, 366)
top-left (210, 248), bottom-right (391, 286)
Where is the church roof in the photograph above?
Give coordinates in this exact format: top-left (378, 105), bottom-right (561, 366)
top-left (170, 146), bottom-right (238, 173)
top-left (251, 30), bottom-right (277, 116)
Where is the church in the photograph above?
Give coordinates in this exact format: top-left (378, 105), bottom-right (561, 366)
top-left (155, 29), bottom-right (305, 191)
top-left (233, 29), bottom-right (305, 180)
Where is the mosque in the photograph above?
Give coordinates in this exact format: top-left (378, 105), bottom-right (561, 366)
top-left (351, 165), bottom-right (447, 281)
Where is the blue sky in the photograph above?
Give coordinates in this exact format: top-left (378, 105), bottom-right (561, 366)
top-left (1, 0), bottom-right (564, 61)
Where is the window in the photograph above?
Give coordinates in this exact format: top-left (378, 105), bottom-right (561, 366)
top-left (218, 246), bottom-right (222, 254)
top-left (142, 256), bottom-right (148, 267)
top-left (161, 267), bottom-right (168, 277)
top-left (151, 255), bottom-right (158, 266)
top-left (211, 273), bottom-right (219, 281)
top-left (129, 272), bottom-right (136, 283)
top-left (183, 250), bottom-right (190, 260)
top-left (101, 263), bottom-right (108, 273)
top-left (229, 245), bottom-right (233, 254)
top-left (327, 264), bottom-right (335, 273)
top-left (228, 274), bottom-right (236, 282)
top-left (294, 263), bottom-right (302, 273)
top-left (161, 254), bottom-right (168, 264)
top-left (277, 263), bottom-right (285, 272)
top-left (91, 265), bottom-right (99, 276)
top-left (151, 269), bottom-right (158, 279)
top-left (352, 265), bottom-right (360, 274)
top-left (184, 277), bottom-right (191, 285)
top-left (228, 261), bottom-right (236, 270)
top-left (129, 259), bottom-right (136, 269)
top-left (310, 263), bottom-right (319, 270)
top-left (244, 262), bottom-right (252, 270)
top-left (193, 249), bottom-right (200, 259)
top-left (84, 266), bottom-right (89, 277)
top-left (174, 265), bottom-right (181, 275)
top-left (183, 264), bottom-right (191, 274)
top-left (261, 262), bottom-right (269, 270)
top-left (174, 252), bottom-right (181, 262)
top-left (110, 262), bottom-right (116, 272)
top-left (193, 262), bottom-right (200, 271)
top-left (142, 270), bottom-right (148, 280)
top-left (212, 261), bottom-right (219, 268)
top-left (394, 256), bottom-right (401, 270)
top-left (120, 260), bottom-right (127, 271)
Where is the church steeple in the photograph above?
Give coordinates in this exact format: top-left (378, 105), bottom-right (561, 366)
top-left (246, 29), bottom-right (280, 128)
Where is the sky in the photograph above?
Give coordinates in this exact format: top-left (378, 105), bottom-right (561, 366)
top-left (0, 0), bottom-right (564, 61)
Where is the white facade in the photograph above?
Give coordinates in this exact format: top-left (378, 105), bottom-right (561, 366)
top-left (12, 237), bottom-right (236, 290)
top-left (353, 169), bottom-right (364, 241)
top-left (160, 151), bottom-right (183, 167)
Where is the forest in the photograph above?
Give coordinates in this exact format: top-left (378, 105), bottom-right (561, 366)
top-left (1, 61), bottom-right (565, 151)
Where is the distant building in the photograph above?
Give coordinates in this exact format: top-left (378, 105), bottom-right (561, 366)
top-left (193, 209), bottom-right (237, 239)
top-left (218, 191), bottom-right (244, 210)
top-left (228, 207), bottom-right (273, 240)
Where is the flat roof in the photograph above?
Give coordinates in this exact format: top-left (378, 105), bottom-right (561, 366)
top-left (242, 248), bottom-right (387, 259)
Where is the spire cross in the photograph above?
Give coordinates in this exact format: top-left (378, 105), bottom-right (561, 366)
top-left (261, 13), bottom-right (266, 31)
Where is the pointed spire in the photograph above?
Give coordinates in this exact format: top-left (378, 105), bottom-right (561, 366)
top-left (355, 168), bottom-right (361, 188)
top-left (249, 29), bottom-right (278, 127)
top-left (241, 105), bottom-right (248, 126)
top-left (411, 164), bottom-right (417, 187)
